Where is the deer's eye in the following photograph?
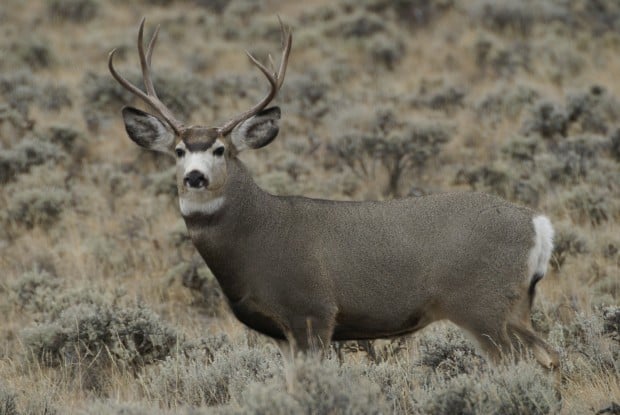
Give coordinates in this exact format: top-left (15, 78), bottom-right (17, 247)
top-left (213, 147), bottom-right (225, 157)
top-left (175, 148), bottom-right (185, 158)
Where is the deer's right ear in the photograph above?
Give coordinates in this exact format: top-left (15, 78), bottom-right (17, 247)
top-left (121, 106), bottom-right (176, 156)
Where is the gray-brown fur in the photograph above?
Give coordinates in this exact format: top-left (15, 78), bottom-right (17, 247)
top-left (182, 158), bottom-right (558, 368)
top-left (111, 18), bottom-right (559, 370)
top-left (181, 127), bottom-right (219, 151)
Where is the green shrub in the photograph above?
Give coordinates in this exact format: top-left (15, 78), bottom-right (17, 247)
top-left (366, 33), bottom-right (405, 70)
top-left (0, 137), bottom-right (65, 184)
top-left (474, 36), bottom-right (531, 77)
top-left (536, 32), bottom-right (586, 85)
top-left (11, 267), bottom-right (62, 313)
top-left (540, 134), bottom-right (609, 185)
top-left (416, 361), bottom-right (560, 415)
top-left (39, 83), bottom-right (72, 112)
top-left (611, 129), bottom-right (620, 161)
top-left (0, 103), bottom-right (34, 138)
top-left (166, 219), bottom-right (192, 248)
top-left (288, 357), bottom-right (389, 414)
top-left (280, 71), bottom-right (329, 119)
top-left (82, 70), bottom-right (210, 125)
top-left (145, 342), bottom-right (279, 407)
top-left (11, 38), bottom-right (55, 70)
top-left (468, 0), bottom-right (569, 36)
top-left (602, 306), bottom-right (620, 341)
top-left (77, 401), bottom-right (165, 415)
top-left (223, 0), bottom-right (264, 21)
top-left (348, 0), bottom-right (454, 28)
top-left (455, 163), bottom-right (511, 197)
top-left (0, 70), bottom-right (38, 118)
top-left (552, 225), bottom-right (588, 269)
top-left (5, 187), bottom-right (70, 229)
top-left (361, 359), bottom-right (414, 412)
top-left (523, 87), bottom-right (620, 142)
top-left (455, 158), bottom-right (542, 206)
top-left (475, 83), bottom-right (539, 123)
top-left (255, 170), bottom-right (298, 195)
top-left (565, 187), bottom-right (615, 226)
top-left (0, 384), bottom-right (17, 415)
top-left (21, 394), bottom-right (58, 415)
top-left (331, 110), bottom-right (450, 196)
top-left (326, 12), bottom-right (387, 38)
top-left (81, 71), bottom-right (141, 118)
top-left (146, 167), bottom-right (177, 197)
top-left (411, 83), bottom-right (466, 113)
top-left (574, 0), bottom-right (620, 34)
top-left (501, 135), bottom-right (538, 162)
top-left (225, 355), bottom-right (391, 414)
top-left (48, 0), bottom-right (99, 23)
top-left (23, 299), bottom-right (177, 390)
top-left (566, 85), bottom-right (620, 135)
top-left (416, 326), bottom-right (483, 380)
top-left (194, 0), bottom-right (231, 14)
top-left (222, 381), bottom-right (303, 414)
top-left (522, 100), bottom-right (568, 139)
top-left (82, 163), bottom-right (132, 200)
top-left (549, 311), bottom-right (619, 376)
top-left (45, 125), bottom-right (84, 151)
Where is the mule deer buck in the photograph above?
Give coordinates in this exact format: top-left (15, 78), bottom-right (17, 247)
top-left (109, 18), bottom-right (559, 369)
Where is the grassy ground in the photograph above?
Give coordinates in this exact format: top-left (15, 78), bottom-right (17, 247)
top-left (0, 0), bottom-right (619, 413)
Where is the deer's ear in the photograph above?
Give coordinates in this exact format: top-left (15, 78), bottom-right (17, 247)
top-left (121, 106), bottom-right (176, 156)
top-left (230, 107), bottom-right (280, 152)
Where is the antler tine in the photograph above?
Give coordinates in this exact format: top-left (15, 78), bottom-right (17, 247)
top-left (108, 49), bottom-right (151, 104)
top-left (275, 16), bottom-right (292, 89)
top-left (108, 18), bottom-right (184, 135)
top-left (146, 23), bottom-right (160, 68)
top-left (218, 18), bottom-right (292, 136)
top-left (138, 18), bottom-right (157, 96)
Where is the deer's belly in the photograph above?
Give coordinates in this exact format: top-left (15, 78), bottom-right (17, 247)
top-left (332, 309), bottom-right (427, 341)
top-left (229, 299), bottom-right (286, 340)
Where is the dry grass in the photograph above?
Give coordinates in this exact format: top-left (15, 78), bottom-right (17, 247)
top-left (1, 0), bottom-right (619, 413)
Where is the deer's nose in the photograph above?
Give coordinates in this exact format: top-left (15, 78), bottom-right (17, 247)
top-left (184, 170), bottom-right (208, 189)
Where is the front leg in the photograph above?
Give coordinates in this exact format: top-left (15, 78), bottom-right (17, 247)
top-left (285, 312), bottom-right (336, 356)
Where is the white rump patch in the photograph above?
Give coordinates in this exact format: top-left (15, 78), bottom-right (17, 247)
top-left (180, 196), bottom-right (225, 216)
top-left (527, 215), bottom-right (554, 278)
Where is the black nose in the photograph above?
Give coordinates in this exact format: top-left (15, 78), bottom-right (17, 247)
top-left (184, 170), bottom-right (208, 188)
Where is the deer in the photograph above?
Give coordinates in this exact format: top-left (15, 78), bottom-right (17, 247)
top-left (108, 18), bottom-right (560, 370)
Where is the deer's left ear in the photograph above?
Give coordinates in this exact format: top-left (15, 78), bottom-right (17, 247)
top-left (230, 107), bottom-right (280, 152)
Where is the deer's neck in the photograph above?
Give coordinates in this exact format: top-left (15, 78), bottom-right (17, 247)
top-left (181, 158), bottom-right (274, 302)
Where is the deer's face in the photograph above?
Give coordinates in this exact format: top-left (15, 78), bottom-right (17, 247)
top-left (174, 129), bottom-right (228, 194)
top-left (173, 132), bottom-right (230, 216)
top-left (120, 106), bottom-right (281, 216)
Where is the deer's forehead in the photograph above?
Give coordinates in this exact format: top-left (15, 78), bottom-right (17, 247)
top-left (179, 127), bottom-right (223, 151)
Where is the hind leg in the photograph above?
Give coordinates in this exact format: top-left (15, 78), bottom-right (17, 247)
top-left (458, 305), bottom-right (560, 370)
top-left (507, 282), bottom-right (560, 370)
top-left (507, 322), bottom-right (560, 370)
top-left (460, 319), bottom-right (515, 363)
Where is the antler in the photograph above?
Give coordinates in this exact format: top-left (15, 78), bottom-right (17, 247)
top-left (217, 17), bottom-right (292, 136)
top-left (108, 18), bottom-right (185, 134)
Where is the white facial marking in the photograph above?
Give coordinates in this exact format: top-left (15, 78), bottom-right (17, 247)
top-left (180, 196), bottom-right (225, 216)
top-left (527, 215), bottom-right (554, 278)
top-left (184, 152), bottom-right (212, 179)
